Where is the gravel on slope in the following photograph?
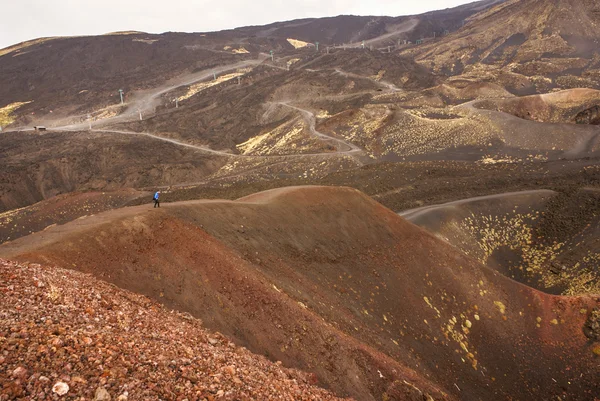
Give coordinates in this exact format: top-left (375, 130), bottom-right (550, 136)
top-left (0, 259), bottom-right (348, 401)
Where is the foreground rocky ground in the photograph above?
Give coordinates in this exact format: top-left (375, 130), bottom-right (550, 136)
top-left (0, 259), bottom-right (347, 401)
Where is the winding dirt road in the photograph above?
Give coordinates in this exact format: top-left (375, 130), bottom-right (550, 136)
top-left (398, 189), bottom-right (556, 221)
top-left (9, 55), bottom-right (369, 162)
top-left (64, 59), bottom-right (265, 131)
top-left (272, 101), bottom-right (363, 154)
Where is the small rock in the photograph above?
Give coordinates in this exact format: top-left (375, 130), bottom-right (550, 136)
top-left (52, 381), bottom-right (69, 396)
top-left (11, 366), bottom-right (28, 379)
top-left (94, 386), bottom-right (112, 400)
top-left (117, 391), bottom-right (128, 401)
top-left (208, 337), bottom-right (219, 345)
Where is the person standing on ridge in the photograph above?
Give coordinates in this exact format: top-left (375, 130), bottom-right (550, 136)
top-left (153, 191), bottom-right (160, 208)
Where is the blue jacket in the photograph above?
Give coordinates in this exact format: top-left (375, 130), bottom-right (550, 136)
top-left (154, 192), bottom-right (160, 200)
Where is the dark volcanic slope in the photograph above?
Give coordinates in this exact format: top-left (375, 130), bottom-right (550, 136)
top-left (0, 33), bottom-right (252, 124)
top-left (0, 0), bottom-right (499, 126)
top-left (200, 0), bottom-right (501, 47)
top-left (0, 131), bottom-right (225, 212)
top-left (402, 188), bottom-right (600, 297)
top-left (1, 186), bottom-right (599, 401)
top-left (403, 0), bottom-right (600, 92)
top-left (299, 49), bottom-right (437, 90)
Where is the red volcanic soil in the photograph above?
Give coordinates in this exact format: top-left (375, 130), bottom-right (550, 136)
top-left (0, 259), bottom-right (346, 401)
top-left (1, 186), bottom-right (599, 400)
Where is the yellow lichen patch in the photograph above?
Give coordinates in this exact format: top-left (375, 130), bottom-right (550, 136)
top-left (232, 47), bottom-right (250, 54)
top-left (0, 37), bottom-right (63, 57)
top-left (236, 119), bottom-right (320, 156)
top-left (441, 315), bottom-right (478, 370)
top-left (494, 301), bottom-right (506, 315)
top-left (378, 108), bottom-right (493, 157)
top-left (325, 105), bottom-right (390, 157)
top-left (478, 155), bottom-right (520, 164)
top-left (316, 110), bottom-right (330, 119)
top-left (178, 69), bottom-right (251, 102)
top-left (371, 70), bottom-right (386, 82)
top-left (287, 58), bottom-right (301, 68)
top-left (423, 296), bottom-right (442, 318)
top-left (132, 38), bottom-right (158, 44)
top-left (593, 345), bottom-right (600, 356)
top-left (461, 212), bottom-right (565, 289)
top-left (563, 253), bottom-right (600, 296)
top-left (89, 103), bottom-right (125, 121)
top-left (287, 38), bottom-right (310, 49)
top-left (0, 101), bottom-right (32, 127)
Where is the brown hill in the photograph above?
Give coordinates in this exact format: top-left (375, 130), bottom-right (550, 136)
top-left (403, 0), bottom-right (600, 93)
top-left (0, 259), bottom-right (347, 400)
top-left (1, 186), bottom-right (599, 400)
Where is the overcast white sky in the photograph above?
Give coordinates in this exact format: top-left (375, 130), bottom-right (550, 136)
top-left (1, 0), bottom-right (474, 49)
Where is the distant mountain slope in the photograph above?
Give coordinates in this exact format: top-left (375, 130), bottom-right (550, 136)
top-left (402, 0), bottom-right (600, 93)
top-left (0, 1), bottom-right (499, 126)
top-left (225, 1), bottom-right (504, 46)
top-left (0, 32), bottom-right (253, 125)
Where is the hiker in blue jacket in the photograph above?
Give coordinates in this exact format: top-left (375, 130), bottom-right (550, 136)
top-left (153, 191), bottom-right (160, 208)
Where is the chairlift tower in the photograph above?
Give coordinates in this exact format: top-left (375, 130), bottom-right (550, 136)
top-left (315, 42), bottom-right (319, 52)
top-left (118, 89), bottom-right (124, 104)
top-left (270, 50), bottom-right (274, 62)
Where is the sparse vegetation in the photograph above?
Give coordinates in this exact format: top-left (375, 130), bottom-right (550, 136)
top-left (0, 101), bottom-right (31, 128)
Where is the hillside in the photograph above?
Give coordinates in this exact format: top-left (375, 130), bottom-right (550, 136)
top-left (2, 3), bottom-right (600, 399)
top-left (402, 188), bottom-right (600, 296)
top-left (0, 259), bottom-right (346, 400)
top-left (0, 1), bottom-right (499, 127)
top-left (2, 186), bottom-right (599, 400)
top-left (403, 0), bottom-right (600, 93)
